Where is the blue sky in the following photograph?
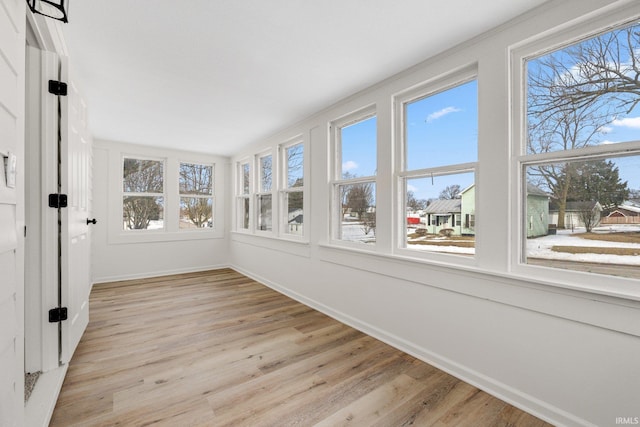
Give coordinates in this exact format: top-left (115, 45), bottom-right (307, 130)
top-left (340, 21), bottom-right (640, 204)
top-left (340, 81), bottom-right (477, 201)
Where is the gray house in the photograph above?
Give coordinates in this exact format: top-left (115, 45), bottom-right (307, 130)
top-left (423, 199), bottom-right (462, 235)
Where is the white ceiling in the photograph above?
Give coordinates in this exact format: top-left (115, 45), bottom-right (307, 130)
top-left (62, 0), bottom-right (548, 156)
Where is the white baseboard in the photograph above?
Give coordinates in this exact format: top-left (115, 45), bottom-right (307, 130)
top-left (25, 364), bottom-right (68, 427)
top-left (230, 264), bottom-right (593, 427)
top-left (92, 264), bottom-right (229, 284)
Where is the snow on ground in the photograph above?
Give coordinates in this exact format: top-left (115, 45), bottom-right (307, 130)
top-left (527, 225), bottom-right (640, 265)
top-left (343, 222), bottom-right (640, 264)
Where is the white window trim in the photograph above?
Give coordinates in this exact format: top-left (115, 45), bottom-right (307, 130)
top-left (278, 136), bottom-right (307, 241)
top-left (105, 143), bottom-right (225, 244)
top-left (121, 154), bottom-right (167, 233)
top-left (235, 159), bottom-right (252, 233)
top-left (393, 68), bottom-right (478, 264)
top-left (329, 105), bottom-right (378, 248)
top-left (510, 6), bottom-right (640, 299)
top-left (255, 150), bottom-right (274, 234)
top-left (178, 161), bottom-right (215, 230)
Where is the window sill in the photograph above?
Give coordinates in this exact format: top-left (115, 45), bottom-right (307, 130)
top-left (108, 229), bottom-right (225, 245)
top-left (318, 243), bottom-right (640, 337)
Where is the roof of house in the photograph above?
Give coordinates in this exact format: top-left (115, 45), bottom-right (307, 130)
top-left (550, 201), bottom-right (602, 212)
top-left (424, 199), bottom-right (461, 214)
top-left (526, 183), bottom-right (549, 197)
top-left (612, 204), bottom-right (640, 215)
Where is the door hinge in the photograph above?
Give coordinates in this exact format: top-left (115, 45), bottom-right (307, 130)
top-left (48, 307), bottom-right (68, 323)
top-left (48, 80), bottom-right (68, 96)
top-left (48, 193), bottom-right (68, 208)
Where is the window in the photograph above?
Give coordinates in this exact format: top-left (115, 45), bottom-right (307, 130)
top-left (281, 141), bottom-right (304, 236)
top-left (257, 153), bottom-right (273, 231)
top-left (520, 20), bottom-right (640, 280)
top-left (179, 162), bottom-right (213, 229)
top-left (237, 161), bottom-right (251, 230)
top-left (398, 77), bottom-right (478, 256)
top-left (332, 110), bottom-right (377, 244)
top-left (122, 157), bottom-right (164, 230)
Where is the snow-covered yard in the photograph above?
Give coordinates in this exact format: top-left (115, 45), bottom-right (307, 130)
top-left (526, 225), bottom-right (640, 265)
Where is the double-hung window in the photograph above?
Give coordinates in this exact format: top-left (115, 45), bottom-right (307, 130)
top-left (179, 162), bottom-right (213, 229)
top-left (256, 153), bottom-right (273, 232)
top-left (331, 108), bottom-right (377, 245)
top-left (517, 19), bottom-right (640, 281)
top-left (122, 157), bottom-right (165, 230)
top-left (396, 73), bottom-right (478, 256)
top-left (237, 161), bottom-right (251, 230)
top-left (280, 140), bottom-right (304, 236)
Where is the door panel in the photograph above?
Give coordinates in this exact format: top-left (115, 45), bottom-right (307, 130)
top-left (38, 50), bottom-right (91, 366)
top-left (59, 58), bottom-right (91, 364)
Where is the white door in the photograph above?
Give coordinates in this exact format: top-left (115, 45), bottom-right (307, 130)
top-left (59, 57), bottom-right (92, 364)
top-left (41, 51), bottom-right (91, 365)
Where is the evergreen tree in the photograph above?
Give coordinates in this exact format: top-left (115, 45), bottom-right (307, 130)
top-left (565, 159), bottom-right (629, 214)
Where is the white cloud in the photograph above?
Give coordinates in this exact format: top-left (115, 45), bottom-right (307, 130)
top-left (342, 160), bottom-right (358, 171)
top-left (407, 184), bottom-right (418, 193)
top-left (612, 117), bottom-right (640, 129)
top-left (599, 140), bottom-right (618, 145)
top-left (598, 125), bottom-right (613, 134)
top-left (426, 106), bottom-right (461, 123)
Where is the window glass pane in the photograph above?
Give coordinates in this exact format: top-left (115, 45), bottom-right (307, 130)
top-left (257, 194), bottom-right (272, 231)
top-left (285, 191), bottom-right (304, 235)
top-left (123, 159), bottom-right (163, 193)
top-left (287, 144), bottom-right (304, 188)
top-left (341, 116), bottom-right (377, 178)
top-left (241, 163), bottom-right (250, 195)
top-left (238, 198), bottom-right (249, 229)
top-left (339, 182), bottom-right (376, 244)
top-left (405, 173), bottom-right (475, 255)
top-left (123, 196), bottom-right (164, 230)
top-left (260, 155), bottom-right (273, 193)
top-left (179, 197), bottom-right (213, 229)
top-left (527, 22), bottom-right (640, 155)
top-left (525, 155), bottom-right (640, 279)
top-left (406, 80), bottom-right (477, 171)
top-left (179, 163), bottom-right (212, 195)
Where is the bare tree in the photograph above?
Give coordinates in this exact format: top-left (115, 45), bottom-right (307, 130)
top-left (407, 190), bottom-right (427, 211)
top-left (575, 201), bottom-right (600, 232)
top-left (527, 23), bottom-right (639, 227)
top-left (123, 159), bottom-right (163, 229)
top-left (179, 163), bottom-right (213, 228)
top-left (528, 25), bottom-right (640, 119)
top-left (439, 184), bottom-right (461, 200)
top-left (344, 182), bottom-right (374, 220)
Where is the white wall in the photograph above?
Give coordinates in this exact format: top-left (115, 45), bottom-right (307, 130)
top-left (92, 140), bottom-right (230, 283)
top-left (0, 0), bottom-right (25, 425)
top-left (229, 1), bottom-right (640, 426)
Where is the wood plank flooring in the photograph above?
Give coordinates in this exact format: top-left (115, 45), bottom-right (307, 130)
top-left (50, 268), bottom-right (551, 427)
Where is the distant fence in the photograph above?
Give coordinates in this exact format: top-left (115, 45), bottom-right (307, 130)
top-left (600, 216), bottom-right (640, 225)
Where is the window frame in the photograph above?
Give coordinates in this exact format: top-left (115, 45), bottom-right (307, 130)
top-left (394, 68), bottom-right (478, 264)
top-left (255, 150), bottom-right (274, 234)
top-left (510, 11), bottom-right (640, 297)
top-left (178, 161), bottom-right (214, 230)
top-left (279, 137), bottom-right (306, 240)
top-left (121, 155), bottom-right (166, 232)
top-left (236, 159), bottom-right (252, 232)
top-left (330, 105), bottom-right (378, 247)
top-left (104, 141), bottom-right (225, 244)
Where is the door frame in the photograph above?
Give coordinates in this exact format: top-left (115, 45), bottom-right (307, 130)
top-left (23, 10), bottom-right (71, 376)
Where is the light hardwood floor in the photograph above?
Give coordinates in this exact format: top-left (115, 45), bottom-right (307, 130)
top-left (50, 269), bottom-right (551, 427)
